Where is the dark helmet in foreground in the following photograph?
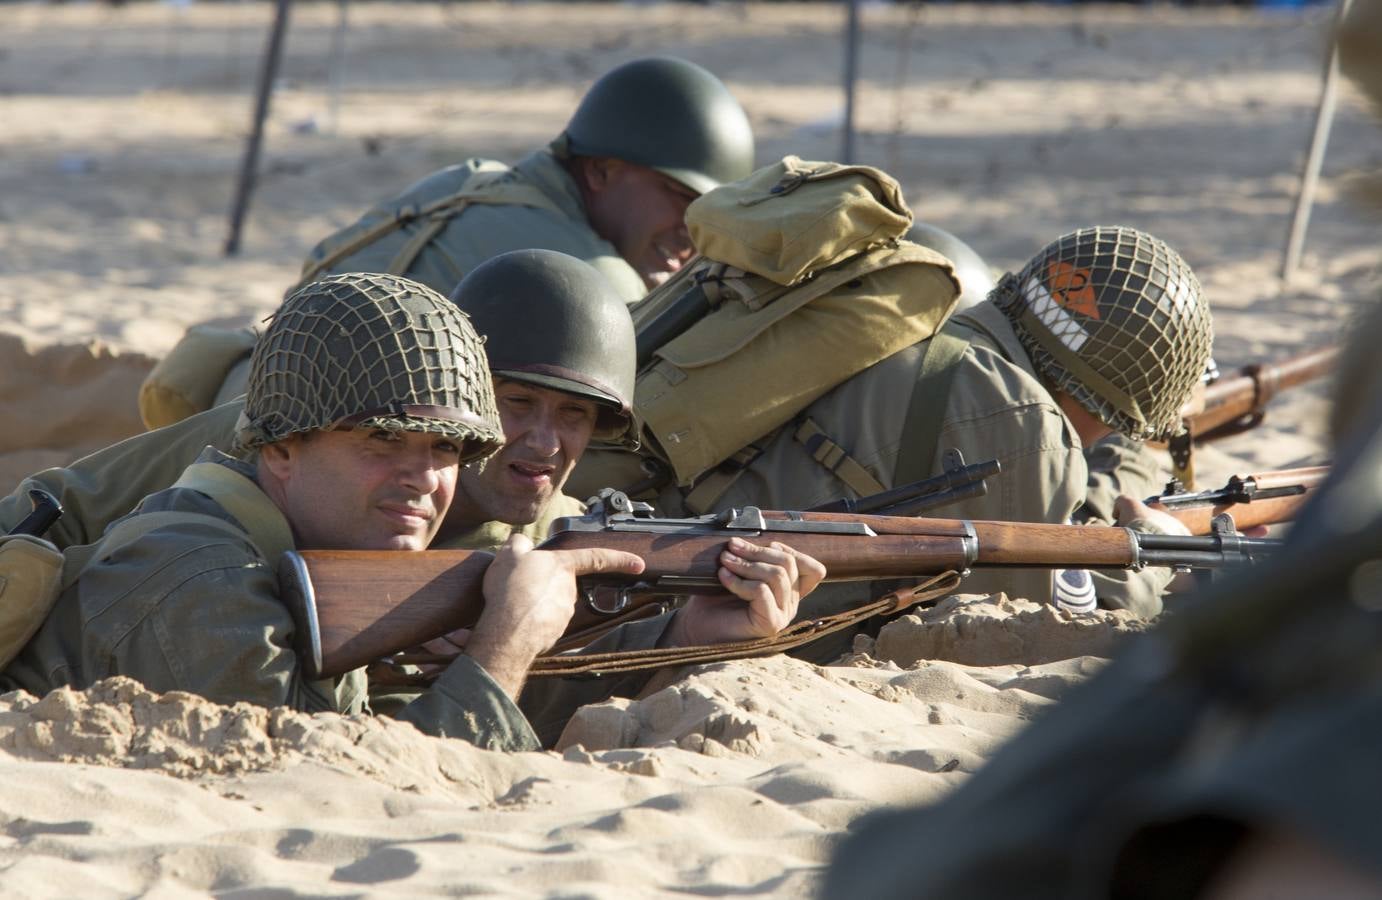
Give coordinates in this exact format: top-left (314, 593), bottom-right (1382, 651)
top-left (555, 56), bottom-right (755, 195)
top-left (992, 225), bottom-right (1213, 442)
top-left (906, 222), bottom-right (995, 312)
top-left (450, 249), bottom-right (639, 446)
top-left (237, 272), bottom-right (503, 461)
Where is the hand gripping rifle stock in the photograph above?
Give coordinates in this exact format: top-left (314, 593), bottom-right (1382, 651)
top-left (280, 492), bottom-right (1285, 680)
top-left (1146, 466), bottom-right (1329, 535)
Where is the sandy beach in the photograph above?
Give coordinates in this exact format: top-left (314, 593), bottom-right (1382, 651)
top-left (0, 2), bottom-right (1374, 895)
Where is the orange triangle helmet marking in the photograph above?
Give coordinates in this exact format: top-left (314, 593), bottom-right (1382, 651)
top-left (1045, 260), bottom-right (1100, 319)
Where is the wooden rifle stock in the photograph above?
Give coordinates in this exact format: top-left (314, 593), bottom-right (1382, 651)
top-left (1186, 346), bottom-right (1338, 440)
top-left (281, 509), bottom-right (1216, 680)
top-left (1146, 466), bottom-right (1328, 535)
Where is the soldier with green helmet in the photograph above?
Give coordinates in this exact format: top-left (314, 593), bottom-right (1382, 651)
top-left (139, 55), bottom-right (756, 431)
top-left (294, 55), bottom-right (753, 301)
top-left (646, 226), bottom-right (1212, 622)
top-left (0, 272), bottom-right (596, 749)
top-left (0, 257), bottom-right (823, 748)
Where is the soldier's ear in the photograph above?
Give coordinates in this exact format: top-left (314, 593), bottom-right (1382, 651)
top-left (257, 434), bottom-right (301, 482)
top-left (576, 156), bottom-right (624, 193)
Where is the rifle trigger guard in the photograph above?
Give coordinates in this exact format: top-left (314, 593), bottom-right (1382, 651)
top-left (583, 585), bottom-right (633, 616)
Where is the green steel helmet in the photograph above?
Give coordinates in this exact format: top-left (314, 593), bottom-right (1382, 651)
top-left (449, 249), bottom-right (639, 446)
top-left (992, 226), bottom-right (1213, 442)
top-left (236, 272), bottom-right (503, 461)
top-left (906, 222), bottom-right (995, 312)
top-left (555, 56), bottom-right (755, 195)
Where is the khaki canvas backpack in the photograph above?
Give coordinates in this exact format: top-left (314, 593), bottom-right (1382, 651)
top-left (623, 156), bottom-right (961, 500)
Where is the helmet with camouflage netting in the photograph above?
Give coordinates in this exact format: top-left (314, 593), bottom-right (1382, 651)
top-left (236, 272), bottom-right (504, 461)
top-left (991, 226), bottom-right (1213, 441)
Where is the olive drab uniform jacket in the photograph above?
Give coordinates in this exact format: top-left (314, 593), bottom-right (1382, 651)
top-left (0, 404), bottom-right (670, 748)
top-left (139, 150), bottom-right (648, 432)
top-left (0, 450), bottom-right (540, 751)
top-left (653, 300), bottom-right (1174, 627)
top-left (300, 149), bottom-right (646, 304)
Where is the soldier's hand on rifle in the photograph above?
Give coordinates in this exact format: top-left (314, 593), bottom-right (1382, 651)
top-left (665, 539), bottom-right (826, 647)
top-left (465, 533), bottom-right (645, 698)
top-left (1115, 495), bottom-right (1192, 537)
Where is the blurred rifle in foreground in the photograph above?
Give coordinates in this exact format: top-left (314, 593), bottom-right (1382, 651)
top-left (282, 491), bottom-right (1284, 680)
top-left (1147, 466), bottom-right (1328, 535)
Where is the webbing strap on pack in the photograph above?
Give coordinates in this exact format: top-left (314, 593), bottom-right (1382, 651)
top-left (169, 462), bottom-right (295, 572)
top-left (792, 418), bottom-right (887, 498)
top-left (893, 331), bottom-right (971, 487)
top-left (297, 175), bottom-right (565, 288)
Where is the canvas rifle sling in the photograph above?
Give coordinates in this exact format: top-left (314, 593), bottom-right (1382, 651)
top-left (525, 571), bottom-right (962, 677)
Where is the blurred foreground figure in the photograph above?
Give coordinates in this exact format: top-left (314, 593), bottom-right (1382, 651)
top-left (822, 299), bottom-right (1382, 899)
top-left (824, 14), bottom-right (1382, 895)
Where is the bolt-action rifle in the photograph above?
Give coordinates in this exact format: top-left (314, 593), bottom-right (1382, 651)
top-left (1146, 466), bottom-right (1329, 535)
top-left (281, 491), bottom-right (1284, 680)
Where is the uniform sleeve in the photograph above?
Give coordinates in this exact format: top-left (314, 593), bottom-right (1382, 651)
top-left (0, 401), bottom-right (244, 548)
top-left (928, 387), bottom-right (1083, 605)
top-left (67, 527), bottom-right (540, 750)
top-left (932, 361), bottom-right (1172, 615)
top-left (1076, 436), bottom-right (1176, 618)
top-left (1077, 433), bottom-right (1168, 525)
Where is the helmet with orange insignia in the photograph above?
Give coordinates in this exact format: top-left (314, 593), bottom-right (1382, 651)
top-left (991, 226), bottom-right (1213, 442)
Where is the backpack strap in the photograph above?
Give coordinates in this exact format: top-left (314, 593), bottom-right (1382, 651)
top-left (62, 461), bottom-right (293, 592)
top-left (792, 418), bottom-right (887, 498)
top-left (169, 462), bottom-right (295, 571)
top-left (681, 439), bottom-right (774, 514)
top-left (893, 330), bottom-right (972, 486)
top-left (296, 171), bottom-right (567, 289)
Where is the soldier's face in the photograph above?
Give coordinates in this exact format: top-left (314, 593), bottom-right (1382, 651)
top-left (581, 158), bottom-right (698, 289)
top-left (261, 428), bottom-right (461, 552)
top-left (451, 379), bottom-right (599, 528)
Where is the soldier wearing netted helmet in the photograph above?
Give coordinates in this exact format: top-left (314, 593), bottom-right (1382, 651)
top-left (658, 225), bottom-right (1211, 631)
top-left (0, 262), bottom-right (824, 749)
top-left (0, 273), bottom-right (655, 751)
